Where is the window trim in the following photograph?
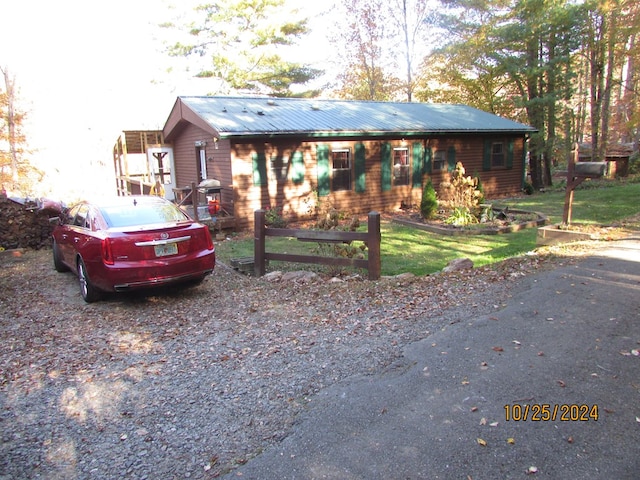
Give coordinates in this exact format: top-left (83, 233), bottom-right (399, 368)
top-left (392, 147), bottom-right (410, 186)
top-left (433, 150), bottom-right (447, 171)
top-left (331, 148), bottom-right (352, 192)
top-left (269, 155), bottom-right (289, 183)
top-left (491, 142), bottom-right (505, 168)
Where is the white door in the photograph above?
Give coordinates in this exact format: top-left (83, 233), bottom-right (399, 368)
top-left (147, 146), bottom-right (176, 200)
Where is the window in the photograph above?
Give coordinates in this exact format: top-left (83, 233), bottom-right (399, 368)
top-left (433, 150), bottom-right (446, 171)
top-left (270, 156), bottom-right (288, 182)
top-left (393, 148), bottom-right (410, 185)
top-left (332, 149), bottom-right (351, 191)
top-left (492, 142), bottom-right (505, 167)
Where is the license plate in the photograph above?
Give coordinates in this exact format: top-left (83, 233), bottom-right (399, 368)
top-left (154, 243), bottom-right (178, 257)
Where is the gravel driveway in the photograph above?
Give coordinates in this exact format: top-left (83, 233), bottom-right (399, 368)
top-left (0, 246), bottom-right (575, 479)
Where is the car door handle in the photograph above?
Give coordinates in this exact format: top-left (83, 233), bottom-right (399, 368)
top-left (74, 237), bottom-right (80, 243)
top-left (61, 234), bottom-right (68, 240)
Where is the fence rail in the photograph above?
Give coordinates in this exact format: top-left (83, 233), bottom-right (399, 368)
top-left (253, 210), bottom-right (381, 280)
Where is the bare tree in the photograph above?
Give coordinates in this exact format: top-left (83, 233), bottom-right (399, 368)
top-left (389, 0), bottom-right (432, 102)
top-left (330, 0), bottom-right (401, 100)
top-left (0, 67), bottom-right (39, 196)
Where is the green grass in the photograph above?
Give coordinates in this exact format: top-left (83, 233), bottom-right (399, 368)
top-left (215, 180), bottom-right (640, 277)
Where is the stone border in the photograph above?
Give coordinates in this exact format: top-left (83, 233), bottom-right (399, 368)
top-left (392, 209), bottom-right (548, 236)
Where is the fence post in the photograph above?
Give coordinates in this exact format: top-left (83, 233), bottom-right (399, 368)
top-left (367, 211), bottom-right (381, 280)
top-left (254, 210), bottom-right (266, 277)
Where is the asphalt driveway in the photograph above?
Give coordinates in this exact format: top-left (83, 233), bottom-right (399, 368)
top-left (225, 237), bottom-right (640, 479)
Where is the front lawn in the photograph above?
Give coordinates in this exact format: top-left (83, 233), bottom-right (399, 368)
top-left (215, 179), bottom-right (640, 277)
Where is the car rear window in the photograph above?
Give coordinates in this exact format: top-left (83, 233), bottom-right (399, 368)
top-left (101, 202), bottom-right (190, 228)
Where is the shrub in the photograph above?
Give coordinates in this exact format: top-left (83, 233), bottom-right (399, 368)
top-left (439, 162), bottom-right (483, 213)
top-left (474, 172), bottom-right (485, 204)
top-left (420, 179), bottom-right (438, 219)
top-left (445, 206), bottom-right (478, 226)
top-left (264, 206), bottom-right (288, 228)
top-left (523, 181), bottom-right (535, 195)
top-left (313, 206), bottom-right (365, 277)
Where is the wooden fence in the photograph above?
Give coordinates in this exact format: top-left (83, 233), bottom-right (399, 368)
top-left (253, 210), bottom-right (381, 280)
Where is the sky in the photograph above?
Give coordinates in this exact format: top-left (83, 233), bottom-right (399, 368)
top-left (1, 0), bottom-right (334, 200)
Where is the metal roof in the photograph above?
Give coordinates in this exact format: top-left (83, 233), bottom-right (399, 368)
top-left (177, 96), bottom-right (536, 138)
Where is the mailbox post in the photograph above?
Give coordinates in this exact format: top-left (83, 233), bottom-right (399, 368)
top-left (563, 144), bottom-right (606, 225)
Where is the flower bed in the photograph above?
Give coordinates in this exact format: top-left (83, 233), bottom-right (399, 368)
top-left (393, 208), bottom-right (547, 236)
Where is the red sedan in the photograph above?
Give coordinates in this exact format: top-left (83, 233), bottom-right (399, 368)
top-left (52, 196), bottom-right (216, 302)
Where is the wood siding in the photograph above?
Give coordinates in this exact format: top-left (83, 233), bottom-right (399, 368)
top-left (172, 124), bottom-right (234, 210)
top-left (224, 135), bottom-right (526, 230)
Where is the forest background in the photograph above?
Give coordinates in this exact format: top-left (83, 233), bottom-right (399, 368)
top-left (1, 0), bottom-right (639, 200)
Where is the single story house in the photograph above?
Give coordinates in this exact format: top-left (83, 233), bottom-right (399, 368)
top-left (126, 96), bottom-right (536, 230)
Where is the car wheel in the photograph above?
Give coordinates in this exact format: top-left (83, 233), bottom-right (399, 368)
top-left (77, 257), bottom-right (101, 303)
top-left (52, 240), bottom-right (69, 272)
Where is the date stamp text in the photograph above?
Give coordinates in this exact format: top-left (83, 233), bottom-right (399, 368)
top-left (504, 404), bottom-right (599, 421)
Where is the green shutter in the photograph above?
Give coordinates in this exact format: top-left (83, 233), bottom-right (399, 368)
top-left (252, 152), bottom-right (267, 186)
top-left (355, 143), bottom-right (366, 193)
top-left (483, 140), bottom-right (492, 171)
top-left (381, 142), bottom-right (392, 192)
top-left (424, 146), bottom-right (433, 174)
top-left (291, 150), bottom-right (305, 184)
top-left (447, 146), bottom-right (456, 172)
top-left (506, 139), bottom-right (514, 169)
top-left (316, 144), bottom-right (330, 196)
top-left (412, 142), bottom-right (424, 188)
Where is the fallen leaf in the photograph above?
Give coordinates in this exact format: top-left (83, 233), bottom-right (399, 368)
top-left (527, 466), bottom-right (538, 474)
top-left (480, 417), bottom-right (487, 425)
top-left (507, 437), bottom-right (515, 444)
top-left (461, 377), bottom-right (470, 385)
top-left (480, 361), bottom-right (488, 367)
top-left (631, 349), bottom-right (639, 357)
top-left (471, 406), bottom-right (478, 412)
top-left (537, 351), bottom-right (544, 356)
top-left (635, 416), bottom-right (640, 423)
top-left (567, 436), bottom-right (574, 444)
top-left (493, 346), bottom-right (504, 352)
top-left (557, 380), bottom-right (566, 387)
top-left (489, 421), bottom-right (499, 427)
top-left (513, 340), bottom-right (521, 346)
top-left (477, 438), bottom-right (487, 446)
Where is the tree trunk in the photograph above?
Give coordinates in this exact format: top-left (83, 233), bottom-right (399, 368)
top-left (2, 67), bottom-right (19, 189)
top-left (599, 6), bottom-right (618, 161)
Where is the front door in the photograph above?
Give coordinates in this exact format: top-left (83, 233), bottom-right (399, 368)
top-left (147, 146), bottom-right (176, 200)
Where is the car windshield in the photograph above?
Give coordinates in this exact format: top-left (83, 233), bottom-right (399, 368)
top-left (101, 201), bottom-right (190, 228)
